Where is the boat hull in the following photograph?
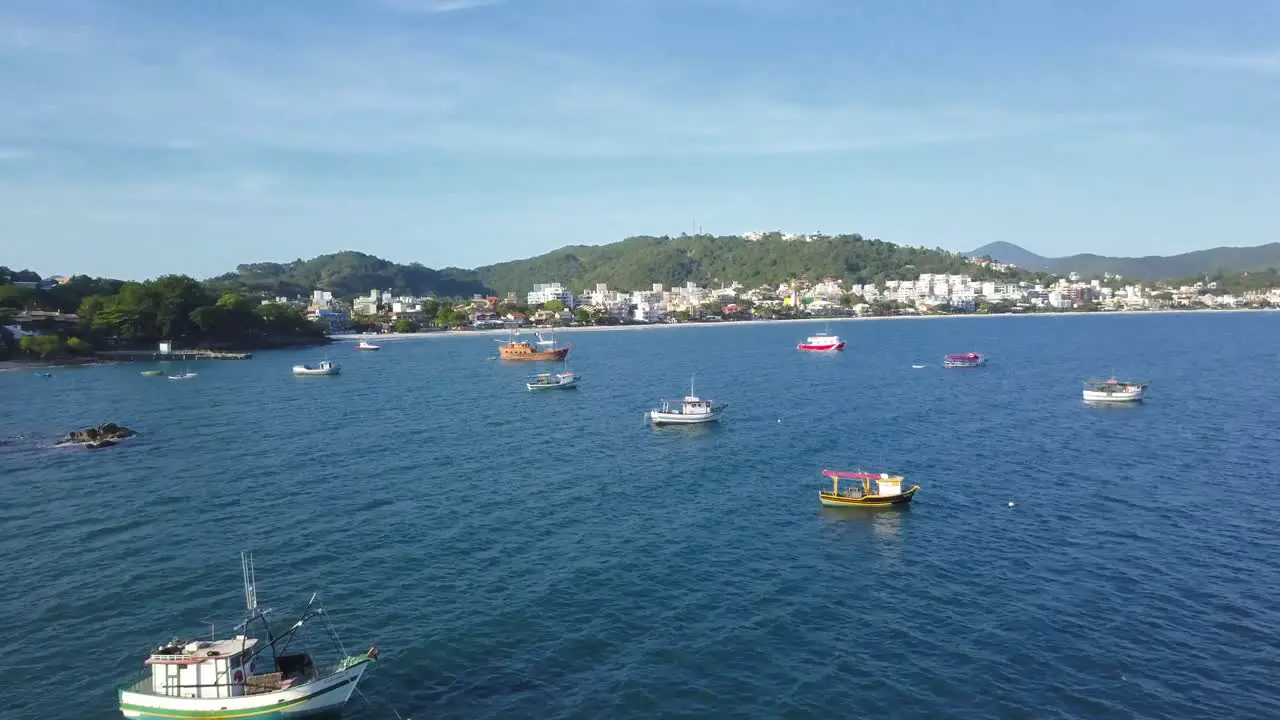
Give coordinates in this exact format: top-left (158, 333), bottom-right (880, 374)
top-left (797, 342), bottom-right (846, 352)
top-left (293, 368), bottom-right (340, 376)
top-left (355, 347), bottom-right (380, 352)
top-left (943, 359), bottom-right (984, 368)
top-left (819, 486), bottom-right (919, 507)
top-left (648, 409), bottom-right (723, 425)
top-left (528, 379), bottom-right (579, 391)
top-left (1083, 389), bottom-right (1144, 403)
top-left (500, 346), bottom-right (570, 361)
top-left (120, 658), bottom-right (371, 719)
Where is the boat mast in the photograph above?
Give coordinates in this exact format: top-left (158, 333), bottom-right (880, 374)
top-left (242, 551), bottom-right (282, 671)
top-left (242, 551), bottom-right (258, 614)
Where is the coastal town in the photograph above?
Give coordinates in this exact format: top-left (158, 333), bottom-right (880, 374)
top-left (6, 253), bottom-right (1279, 353)
top-left (296, 257), bottom-right (1280, 332)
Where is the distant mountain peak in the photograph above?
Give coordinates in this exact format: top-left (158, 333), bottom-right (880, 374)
top-left (965, 242), bottom-right (1050, 270)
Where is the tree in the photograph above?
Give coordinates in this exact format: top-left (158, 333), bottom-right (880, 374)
top-left (65, 336), bottom-right (90, 354)
top-left (435, 306), bottom-right (455, 328)
top-left (19, 334), bottom-right (63, 359)
top-left (151, 275), bottom-right (213, 339)
top-left (0, 285), bottom-right (37, 311)
top-left (258, 303), bottom-right (320, 337)
top-left (541, 299), bottom-right (566, 313)
top-left (393, 318), bottom-right (417, 334)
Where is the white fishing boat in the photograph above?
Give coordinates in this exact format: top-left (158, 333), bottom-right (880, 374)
top-left (292, 360), bottom-right (341, 376)
top-left (167, 369), bottom-right (198, 380)
top-left (355, 340), bottom-right (380, 351)
top-left (647, 376), bottom-right (726, 425)
top-left (1082, 377), bottom-right (1147, 403)
top-left (527, 369), bottom-right (580, 391)
top-left (117, 553), bottom-right (377, 719)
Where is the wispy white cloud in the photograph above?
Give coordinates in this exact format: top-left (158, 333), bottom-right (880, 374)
top-left (1146, 49), bottom-right (1280, 74)
top-left (0, 0), bottom-right (1143, 189)
top-left (377, 0), bottom-right (503, 14)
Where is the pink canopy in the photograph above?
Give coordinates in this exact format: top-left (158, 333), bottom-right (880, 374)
top-left (823, 470), bottom-right (882, 480)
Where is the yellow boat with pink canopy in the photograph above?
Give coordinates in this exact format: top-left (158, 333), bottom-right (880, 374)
top-left (819, 470), bottom-right (920, 507)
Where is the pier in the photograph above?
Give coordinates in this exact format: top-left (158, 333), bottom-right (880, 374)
top-left (96, 349), bottom-right (254, 361)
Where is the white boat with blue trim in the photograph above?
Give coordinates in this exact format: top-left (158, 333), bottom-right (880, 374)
top-left (647, 375), bottom-right (726, 425)
top-left (292, 360), bottom-right (341, 376)
top-left (118, 553), bottom-right (376, 719)
top-left (527, 369), bottom-right (580, 391)
top-left (1082, 377), bottom-right (1147, 403)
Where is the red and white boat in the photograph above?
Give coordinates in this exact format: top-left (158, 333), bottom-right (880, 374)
top-left (797, 333), bottom-right (845, 352)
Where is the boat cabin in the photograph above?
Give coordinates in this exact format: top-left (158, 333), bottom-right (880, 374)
top-left (805, 334), bottom-right (839, 345)
top-left (658, 395), bottom-right (715, 416)
top-left (1083, 378), bottom-right (1144, 392)
top-left (824, 471), bottom-right (904, 498)
top-left (144, 637), bottom-right (259, 699)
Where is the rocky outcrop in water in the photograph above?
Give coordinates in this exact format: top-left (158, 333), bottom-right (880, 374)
top-left (58, 423), bottom-right (136, 447)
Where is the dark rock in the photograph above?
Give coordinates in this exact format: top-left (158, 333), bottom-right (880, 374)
top-left (58, 423), bottom-right (136, 447)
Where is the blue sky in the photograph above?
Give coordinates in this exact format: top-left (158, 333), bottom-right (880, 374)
top-left (2, 0), bottom-right (1279, 280)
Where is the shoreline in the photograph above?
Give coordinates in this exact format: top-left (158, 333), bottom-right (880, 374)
top-left (331, 307), bottom-right (1276, 343)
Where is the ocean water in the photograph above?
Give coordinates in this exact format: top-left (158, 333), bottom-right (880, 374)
top-left (3, 313), bottom-right (1280, 719)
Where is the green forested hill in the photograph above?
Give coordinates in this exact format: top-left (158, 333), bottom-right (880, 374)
top-left (209, 251), bottom-right (491, 298)
top-left (468, 233), bottom-right (1013, 294)
top-left (205, 234), bottom-right (1015, 298)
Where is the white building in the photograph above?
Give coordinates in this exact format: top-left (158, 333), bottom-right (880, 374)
top-left (633, 300), bottom-right (664, 323)
top-left (527, 283), bottom-right (576, 308)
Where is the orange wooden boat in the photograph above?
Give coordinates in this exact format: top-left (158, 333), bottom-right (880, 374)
top-left (496, 331), bottom-right (571, 361)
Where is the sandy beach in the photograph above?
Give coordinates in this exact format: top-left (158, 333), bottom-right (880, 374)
top-left (329, 308), bottom-right (1273, 344)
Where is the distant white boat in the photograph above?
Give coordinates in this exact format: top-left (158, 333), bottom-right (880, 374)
top-left (356, 340), bottom-right (380, 351)
top-left (1082, 377), bottom-right (1146, 403)
top-left (168, 369), bottom-right (197, 380)
top-left (527, 370), bottom-right (580, 391)
top-left (911, 364), bottom-right (927, 369)
top-left (293, 360), bottom-right (341, 376)
top-left (648, 375), bottom-right (726, 426)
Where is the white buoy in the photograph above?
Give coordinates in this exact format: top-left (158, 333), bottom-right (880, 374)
top-left (1008, 501), bottom-right (1015, 508)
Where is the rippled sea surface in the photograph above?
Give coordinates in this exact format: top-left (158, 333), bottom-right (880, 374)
top-left (4, 312), bottom-right (1280, 719)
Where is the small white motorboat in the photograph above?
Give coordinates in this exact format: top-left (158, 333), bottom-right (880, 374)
top-left (293, 360), bottom-right (341, 376)
top-left (648, 376), bottom-right (726, 425)
top-left (1082, 377), bottom-right (1146, 403)
top-left (356, 340), bottom-right (381, 351)
top-left (527, 370), bottom-right (580, 391)
top-left (167, 371), bottom-right (198, 380)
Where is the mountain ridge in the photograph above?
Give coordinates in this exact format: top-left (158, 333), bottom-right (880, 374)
top-left (967, 241), bottom-right (1280, 280)
top-left (205, 234), bottom-right (1019, 298)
